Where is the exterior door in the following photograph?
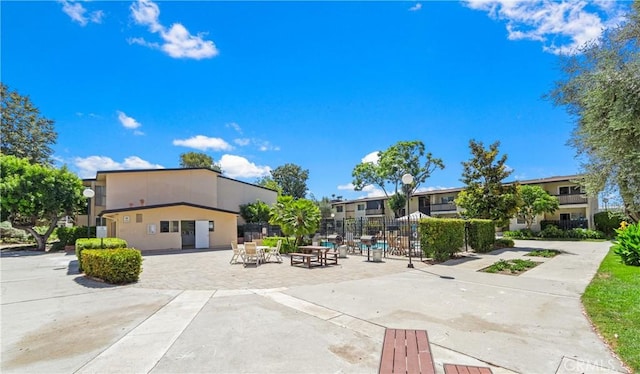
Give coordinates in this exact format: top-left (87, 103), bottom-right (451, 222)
top-left (559, 213), bottom-right (571, 230)
top-left (181, 221), bottom-right (195, 249)
top-left (195, 220), bottom-right (209, 249)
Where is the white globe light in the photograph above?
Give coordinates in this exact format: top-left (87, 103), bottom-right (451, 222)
top-left (83, 188), bottom-right (95, 198)
top-left (401, 173), bottom-right (414, 185)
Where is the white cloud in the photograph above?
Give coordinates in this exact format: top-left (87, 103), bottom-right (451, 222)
top-left (409, 3), bottom-right (422, 12)
top-left (130, 0), bottom-right (218, 60)
top-left (117, 111), bottom-right (141, 129)
top-left (127, 37), bottom-right (161, 49)
top-left (226, 122), bottom-right (242, 134)
top-left (172, 135), bottom-right (233, 151)
top-left (362, 151), bottom-right (380, 164)
top-left (361, 185), bottom-right (386, 198)
top-left (219, 154), bottom-right (271, 179)
top-left (59, 0), bottom-right (104, 26)
top-left (416, 186), bottom-right (452, 193)
top-left (258, 141), bottom-right (280, 152)
top-left (234, 138), bottom-right (251, 146)
top-left (74, 155), bottom-right (164, 178)
top-left (463, 0), bottom-right (627, 55)
top-left (337, 182), bottom-right (385, 198)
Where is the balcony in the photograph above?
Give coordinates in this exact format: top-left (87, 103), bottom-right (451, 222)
top-left (430, 203), bottom-right (456, 212)
top-left (556, 195), bottom-right (588, 205)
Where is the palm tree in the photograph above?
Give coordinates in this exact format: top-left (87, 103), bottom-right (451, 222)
top-left (270, 196), bottom-right (321, 246)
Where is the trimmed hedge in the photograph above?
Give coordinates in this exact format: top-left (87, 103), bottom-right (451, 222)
top-left (467, 219), bottom-right (495, 253)
top-left (76, 238), bottom-right (128, 272)
top-left (82, 248), bottom-right (142, 284)
top-left (419, 219), bottom-right (465, 261)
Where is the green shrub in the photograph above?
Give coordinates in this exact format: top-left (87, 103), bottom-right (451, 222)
top-left (503, 229), bottom-right (534, 239)
top-left (612, 223), bottom-right (640, 266)
top-left (467, 219), bottom-right (495, 253)
top-left (568, 228), bottom-right (605, 240)
top-left (262, 236), bottom-right (296, 253)
top-left (51, 226), bottom-right (94, 251)
top-left (419, 219), bottom-right (465, 261)
top-left (76, 238), bottom-right (128, 272)
top-left (539, 225), bottom-right (567, 239)
top-left (494, 238), bottom-right (515, 248)
top-left (82, 248), bottom-right (143, 284)
top-left (594, 211), bottom-right (627, 236)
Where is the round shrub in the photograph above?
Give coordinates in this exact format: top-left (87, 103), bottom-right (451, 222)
top-left (82, 248), bottom-right (143, 284)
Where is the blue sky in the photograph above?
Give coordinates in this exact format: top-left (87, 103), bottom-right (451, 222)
top-left (2, 0), bottom-right (631, 201)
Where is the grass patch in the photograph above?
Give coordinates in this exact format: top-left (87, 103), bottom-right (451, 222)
top-left (582, 249), bottom-right (640, 372)
top-left (526, 249), bottom-right (561, 258)
top-left (481, 259), bottom-right (539, 275)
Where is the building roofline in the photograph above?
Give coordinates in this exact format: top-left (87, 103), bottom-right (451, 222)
top-left (86, 168), bottom-right (276, 193)
top-left (332, 174), bottom-right (585, 205)
top-left (218, 175), bottom-right (278, 193)
top-left (99, 202), bottom-right (238, 215)
top-left (94, 167), bottom-right (221, 176)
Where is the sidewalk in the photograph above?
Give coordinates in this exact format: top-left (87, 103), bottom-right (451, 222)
top-left (0, 240), bottom-right (629, 373)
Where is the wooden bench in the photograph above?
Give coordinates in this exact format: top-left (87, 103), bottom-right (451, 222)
top-left (379, 329), bottom-right (435, 374)
top-left (324, 250), bottom-right (339, 265)
top-left (443, 364), bottom-right (493, 374)
top-left (290, 253), bottom-right (322, 268)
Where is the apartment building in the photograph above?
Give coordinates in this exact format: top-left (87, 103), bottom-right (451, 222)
top-left (80, 168), bottom-right (277, 250)
top-left (331, 175), bottom-right (598, 231)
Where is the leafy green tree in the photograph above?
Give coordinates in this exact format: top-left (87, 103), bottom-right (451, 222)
top-left (269, 196), bottom-right (320, 246)
top-left (309, 194), bottom-right (333, 218)
top-left (271, 163), bottom-right (309, 199)
top-left (1, 83), bottom-right (57, 165)
top-left (0, 155), bottom-right (85, 250)
top-left (388, 193), bottom-right (406, 218)
top-left (547, 1), bottom-right (640, 223)
top-left (239, 200), bottom-right (271, 223)
top-left (518, 185), bottom-right (560, 230)
top-left (255, 176), bottom-right (283, 195)
top-left (179, 152), bottom-right (221, 171)
top-left (352, 140), bottom-right (444, 217)
top-left (455, 140), bottom-right (519, 227)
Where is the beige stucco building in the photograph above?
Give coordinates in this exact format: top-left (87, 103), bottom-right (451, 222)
top-left (331, 175), bottom-right (598, 231)
top-left (80, 168), bottom-right (277, 251)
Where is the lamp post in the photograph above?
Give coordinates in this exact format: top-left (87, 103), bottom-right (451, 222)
top-left (83, 188), bottom-right (95, 238)
top-left (402, 173), bottom-right (414, 268)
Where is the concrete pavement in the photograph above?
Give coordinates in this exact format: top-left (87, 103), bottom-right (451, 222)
top-left (0, 240), bottom-right (629, 373)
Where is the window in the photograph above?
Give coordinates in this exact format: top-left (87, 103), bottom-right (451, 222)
top-left (95, 217), bottom-right (106, 226)
top-left (559, 186), bottom-right (584, 195)
top-left (209, 221), bottom-right (215, 232)
top-left (357, 204), bottom-right (365, 211)
top-left (441, 196), bottom-right (455, 204)
top-left (136, 214), bottom-right (143, 223)
top-left (95, 185), bottom-right (106, 206)
top-left (336, 206), bottom-right (343, 213)
top-left (160, 220), bottom-right (179, 233)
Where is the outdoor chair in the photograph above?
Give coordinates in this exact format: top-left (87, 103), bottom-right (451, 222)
top-left (243, 242), bottom-right (260, 267)
top-left (266, 240), bottom-right (283, 263)
top-left (230, 241), bottom-right (242, 264)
